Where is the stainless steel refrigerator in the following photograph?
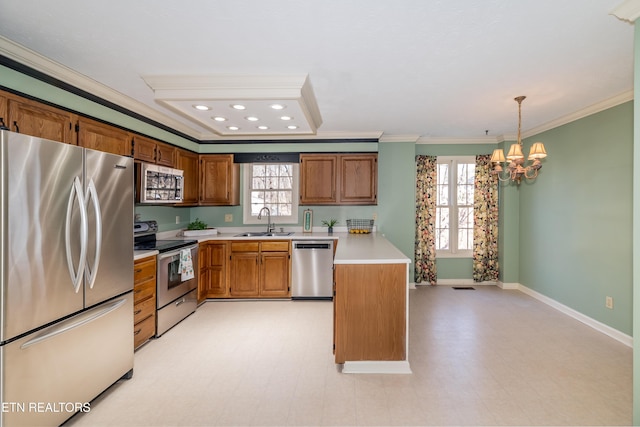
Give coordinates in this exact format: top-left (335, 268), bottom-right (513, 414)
top-left (0, 131), bottom-right (135, 426)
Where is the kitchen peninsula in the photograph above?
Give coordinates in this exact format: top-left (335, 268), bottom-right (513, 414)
top-left (134, 230), bottom-right (411, 374)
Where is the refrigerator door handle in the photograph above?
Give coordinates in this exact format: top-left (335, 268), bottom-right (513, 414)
top-left (65, 176), bottom-right (88, 293)
top-left (19, 297), bottom-right (127, 350)
top-left (85, 178), bottom-right (102, 289)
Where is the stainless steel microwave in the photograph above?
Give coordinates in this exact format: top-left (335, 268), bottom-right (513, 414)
top-left (135, 162), bottom-right (184, 204)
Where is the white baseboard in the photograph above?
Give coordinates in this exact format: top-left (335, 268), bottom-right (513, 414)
top-left (517, 284), bottom-right (633, 348)
top-left (341, 361), bottom-right (412, 374)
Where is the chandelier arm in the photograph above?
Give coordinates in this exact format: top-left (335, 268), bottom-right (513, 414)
top-left (524, 167), bottom-right (539, 180)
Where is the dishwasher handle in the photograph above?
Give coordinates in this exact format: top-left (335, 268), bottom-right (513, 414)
top-left (294, 242), bottom-right (332, 250)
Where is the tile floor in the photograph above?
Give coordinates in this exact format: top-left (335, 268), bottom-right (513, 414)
top-left (64, 286), bottom-right (632, 426)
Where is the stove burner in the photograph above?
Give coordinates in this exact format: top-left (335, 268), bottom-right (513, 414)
top-left (134, 236), bottom-right (197, 253)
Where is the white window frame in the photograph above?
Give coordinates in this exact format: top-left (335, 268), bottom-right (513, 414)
top-left (436, 156), bottom-right (475, 258)
top-left (242, 163), bottom-right (299, 225)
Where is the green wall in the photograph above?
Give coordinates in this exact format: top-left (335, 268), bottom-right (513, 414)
top-left (518, 102), bottom-right (633, 336)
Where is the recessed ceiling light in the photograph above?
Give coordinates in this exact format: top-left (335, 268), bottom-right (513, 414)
top-left (193, 104), bottom-right (211, 111)
top-left (287, 125), bottom-right (299, 130)
top-left (213, 116), bottom-right (227, 122)
top-left (227, 126), bottom-right (240, 131)
top-left (280, 116), bottom-right (292, 121)
top-left (245, 116), bottom-right (259, 121)
top-left (270, 104), bottom-right (285, 110)
top-left (231, 104), bottom-right (246, 110)
top-left (257, 125), bottom-right (269, 130)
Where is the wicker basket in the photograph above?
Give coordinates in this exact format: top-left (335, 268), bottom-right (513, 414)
top-left (346, 219), bottom-right (374, 234)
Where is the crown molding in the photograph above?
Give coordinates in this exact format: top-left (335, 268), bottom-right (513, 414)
top-left (416, 136), bottom-right (500, 145)
top-left (610, 0), bottom-right (640, 23)
top-left (521, 90), bottom-right (633, 138)
top-left (379, 134), bottom-right (420, 143)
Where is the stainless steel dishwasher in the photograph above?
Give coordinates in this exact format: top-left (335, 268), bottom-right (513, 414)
top-left (291, 240), bottom-right (334, 299)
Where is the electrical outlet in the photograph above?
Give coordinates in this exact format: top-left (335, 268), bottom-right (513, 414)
top-left (175, 215), bottom-right (180, 224)
top-left (224, 214), bottom-right (233, 222)
top-left (372, 212), bottom-right (377, 221)
top-left (606, 296), bottom-right (614, 309)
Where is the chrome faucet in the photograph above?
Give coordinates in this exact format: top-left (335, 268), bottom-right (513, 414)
top-left (257, 206), bottom-right (274, 233)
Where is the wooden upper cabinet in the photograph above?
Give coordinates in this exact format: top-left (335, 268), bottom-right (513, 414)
top-left (132, 135), bottom-right (156, 163)
top-left (299, 155), bottom-right (337, 204)
top-left (340, 154), bottom-right (377, 204)
top-left (199, 154), bottom-right (240, 206)
top-left (155, 142), bottom-right (176, 167)
top-left (77, 117), bottom-right (129, 156)
top-left (300, 153), bottom-right (377, 205)
top-left (7, 96), bottom-right (76, 145)
top-left (176, 149), bottom-right (199, 205)
top-left (131, 134), bottom-right (176, 167)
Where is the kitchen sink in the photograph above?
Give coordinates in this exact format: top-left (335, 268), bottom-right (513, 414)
top-left (234, 231), bottom-right (295, 237)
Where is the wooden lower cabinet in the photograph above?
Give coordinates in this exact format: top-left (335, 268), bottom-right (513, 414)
top-left (229, 240), bottom-right (290, 298)
top-left (333, 263), bottom-right (406, 363)
top-left (133, 256), bottom-right (157, 349)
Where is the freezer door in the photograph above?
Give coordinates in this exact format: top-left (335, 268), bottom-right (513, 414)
top-left (84, 149), bottom-right (134, 307)
top-left (0, 132), bottom-right (85, 342)
top-left (0, 294), bottom-right (134, 427)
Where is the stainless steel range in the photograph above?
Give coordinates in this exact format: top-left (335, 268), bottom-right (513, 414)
top-left (134, 221), bottom-right (199, 336)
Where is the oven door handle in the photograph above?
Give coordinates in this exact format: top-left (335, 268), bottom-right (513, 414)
top-left (158, 244), bottom-right (198, 260)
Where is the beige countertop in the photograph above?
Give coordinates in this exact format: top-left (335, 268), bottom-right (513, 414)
top-left (143, 227), bottom-right (410, 265)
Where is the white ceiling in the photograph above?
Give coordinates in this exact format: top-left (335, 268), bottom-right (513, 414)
top-left (0, 0), bottom-right (635, 143)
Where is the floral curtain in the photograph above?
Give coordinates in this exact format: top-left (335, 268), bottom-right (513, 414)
top-left (415, 155), bottom-right (438, 284)
top-left (473, 154), bottom-right (499, 282)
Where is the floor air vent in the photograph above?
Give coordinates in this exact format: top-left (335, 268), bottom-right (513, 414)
top-left (452, 287), bottom-right (475, 290)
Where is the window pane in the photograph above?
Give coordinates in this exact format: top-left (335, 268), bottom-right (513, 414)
top-left (253, 164), bottom-right (265, 177)
top-left (437, 229), bottom-right (449, 250)
top-left (458, 207), bottom-right (473, 228)
top-left (458, 228), bottom-right (472, 251)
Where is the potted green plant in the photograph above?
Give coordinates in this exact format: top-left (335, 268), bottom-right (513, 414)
top-left (184, 218), bottom-right (217, 236)
top-left (187, 218), bottom-right (208, 230)
top-left (321, 219), bottom-right (338, 234)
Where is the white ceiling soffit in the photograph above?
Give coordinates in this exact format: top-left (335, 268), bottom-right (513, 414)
top-left (142, 74), bottom-right (323, 137)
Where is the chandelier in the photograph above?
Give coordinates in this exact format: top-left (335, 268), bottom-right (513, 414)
top-left (490, 96), bottom-right (547, 183)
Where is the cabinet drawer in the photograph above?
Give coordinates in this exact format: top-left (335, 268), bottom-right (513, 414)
top-left (134, 278), bottom-right (155, 304)
top-left (134, 257), bottom-right (156, 284)
top-left (133, 314), bottom-right (156, 349)
top-left (261, 241), bottom-right (290, 252)
top-left (231, 242), bottom-right (259, 252)
top-left (133, 297), bottom-right (156, 325)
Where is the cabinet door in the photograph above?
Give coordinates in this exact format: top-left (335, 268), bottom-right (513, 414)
top-left (229, 252), bottom-right (259, 297)
top-left (132, 134), bottom-right (157, 163)
top-left (77, 117), bottom-right (129, 156)
top-left (8, 98), bottom-right (75, 144)
top-left (260, 252), bottom-right (290, 297)
top-left (155, 142), bottom-right (176, 167)
top-left (176, 149), bottom-right (199, 205)
top-left (197, 243), bottom-right (211, 304)
top-left (299, 154), bottom-right (337, 204)
top-left (340, 154), bottom-right (377, 204)
top-left (207, 243), bottom-right (228, 297)
top-left (0, 92), bottom-right (9, 130)
top-left (200, 155), bottom-right (240, 205)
